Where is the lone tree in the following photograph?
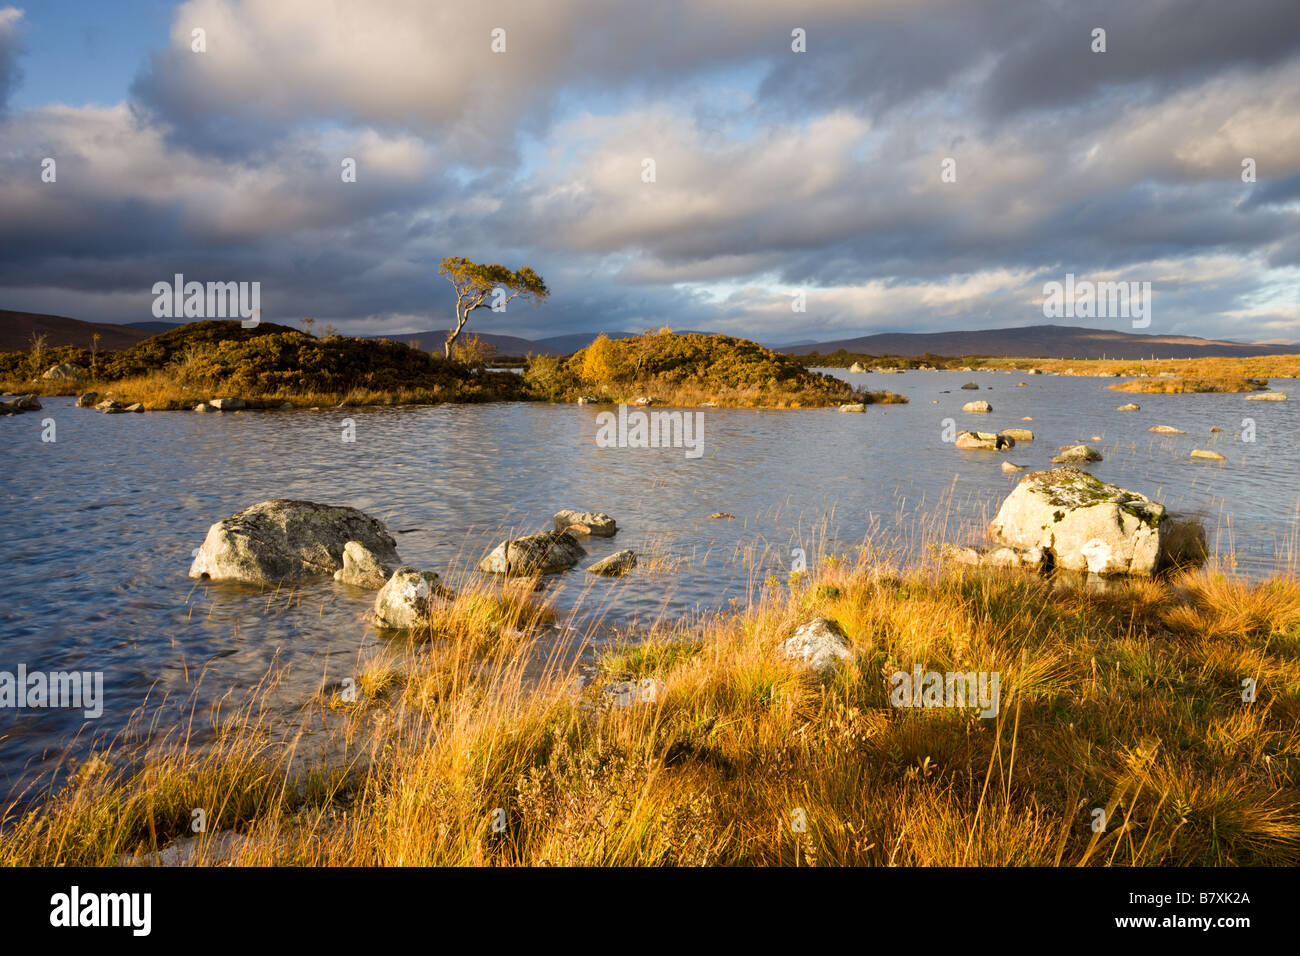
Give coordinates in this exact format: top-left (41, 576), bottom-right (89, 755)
top-left (438, 257), bottom-right (548, 359)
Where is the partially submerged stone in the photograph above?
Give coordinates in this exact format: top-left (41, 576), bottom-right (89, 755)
top-left (209, 398), bottom-right (247, 411)
top-left (999, 428), bottom-right (1034, 442)
top-left (1002, 461), bottom-right (1026, 472)
top-left (1149, 425), bottom-right (1185, 434)
top-left (553, 510), bottom-right (617, 537)
top-left (190, 499), bottom-right (401, 585)
top-left (1244, 392), bottom-right (1286, 401)
top-left (587, 549), bottom-right (637, 576)
top-left (839, 403), bottom-right (866, 413)
top-left (956, 430), bottom-right (1014, 450)
top-left (1117, 403), bottom-right (1140, 412)
top-left (334, 540), bottom-right (396, 588)
top-left (1052, 444), bottom-right (1102, 463)
top-left (962, 400), bottom-right (992, 413)
top-left (479, 530), bottom-right (586, 575)
top-left (989, 467), bottom-right (1205, 576)
top-left (780, 618), bottom-right (852, 675)
top-left (1190, 449), bottom-right (1226, 461)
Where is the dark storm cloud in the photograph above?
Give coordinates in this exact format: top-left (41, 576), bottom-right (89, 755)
top-left (1, 0), bottom-right (1298, 342)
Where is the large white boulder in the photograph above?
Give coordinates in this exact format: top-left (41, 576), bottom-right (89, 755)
top-left (989, 468), bottom-right (1204, 576)
top-left (190, 500), bottom-right (401, 585)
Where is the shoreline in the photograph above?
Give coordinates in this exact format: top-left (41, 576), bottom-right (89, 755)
top-left (3, 530), bottom-right (1297, 866)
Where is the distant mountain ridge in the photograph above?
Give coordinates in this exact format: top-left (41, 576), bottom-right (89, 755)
top-left (781, 324), bottom-right (1298, 360)
top-left (4, 311), bottom-right (1296, 360)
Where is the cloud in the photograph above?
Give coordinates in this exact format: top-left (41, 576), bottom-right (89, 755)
top-left (0, 7), bottom-right (24, 114)
top-left (0, 0), bottom-right (1298, 344)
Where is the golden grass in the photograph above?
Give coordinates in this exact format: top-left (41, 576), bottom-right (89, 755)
top-left (987, 354), bottom-right (1300, 381)
top-left (1109, 376), bottom-right (1267, 394)
top-left (3, 557), bottom-right (1298, 867)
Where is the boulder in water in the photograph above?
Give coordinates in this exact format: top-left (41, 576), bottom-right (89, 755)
top-left (190, 499), bottom-right (401, 585)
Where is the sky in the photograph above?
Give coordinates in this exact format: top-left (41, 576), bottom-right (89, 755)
top-left (1, 0), bottom-right (1298, 344)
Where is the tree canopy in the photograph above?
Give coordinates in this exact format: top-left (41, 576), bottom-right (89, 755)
top-left (438, 257), bottom-right (548, 358)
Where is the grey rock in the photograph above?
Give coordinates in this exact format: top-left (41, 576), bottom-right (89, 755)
top-left (479, 530), bottom-right (587, 575)
top-left (587, 549), bottom-right (637, 576)
top-left (190, 499), bottom-right (400, 585)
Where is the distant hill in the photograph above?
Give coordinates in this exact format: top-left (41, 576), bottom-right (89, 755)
top-left (783, 325), bottom-right (1298, 360)
top-left (0, 311), bottom-right (155, 351)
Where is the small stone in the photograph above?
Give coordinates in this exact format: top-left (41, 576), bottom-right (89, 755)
top-left (1190, 449), bottom-right (1226, 461)
top-left (780, 618), bottom-right (852, 676)
top-left (962, 400), bottom-right (992, 413)
top-left (587, 549), bottom-right (637, 576)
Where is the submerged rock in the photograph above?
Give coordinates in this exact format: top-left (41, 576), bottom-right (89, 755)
top-left (334, 540), bottom-right (397, 588)
top-left (956, 430), bottom-right (1014, 450)
top-left (190, 499), bottom-right (401, 585)
top-left (780, 618), bottom-right (852, 675)
top-left (989, 467), bottom-right (1205, 576)
top-left (960, 382), bottom-right (980, 390)
top-left (1002, 461), bottom-right (1026, 472)
top-left (1117, 403), bottom-right (1140, 412)
top-left (1149, 425), bottom-right (1185, 434)
top-left (1052, 444), bottom-right (1103, 463)
top-left (554, 510), bottom-right (618, 537)
top-left (479, 530), bottom-right (587, 575)
top-left (587, 549), bottom-right (637, 576)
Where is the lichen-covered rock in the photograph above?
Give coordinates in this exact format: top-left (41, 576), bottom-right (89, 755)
top-left (587, 549), bottom-right (637, 576)
top-left (1052, 444), bottom-right (1102, 463)
top-left (373, 567), bottom-right (451, 629)
top-left (479, 530), bottom-right (587, 575)
top-left (989, 468), bottom-right (1203, 576)
top-left (333, 540), bottom-right (396, 588)
top-left (553, 510), bottom-right (617, 537)
top-left (190, 500), bottom-right (401, 585)
top-left (780, 618), bottom-right (852, 675)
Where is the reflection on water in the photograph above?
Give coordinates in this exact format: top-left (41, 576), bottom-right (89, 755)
top-left (2, 368), bottom-right (1297, 790)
